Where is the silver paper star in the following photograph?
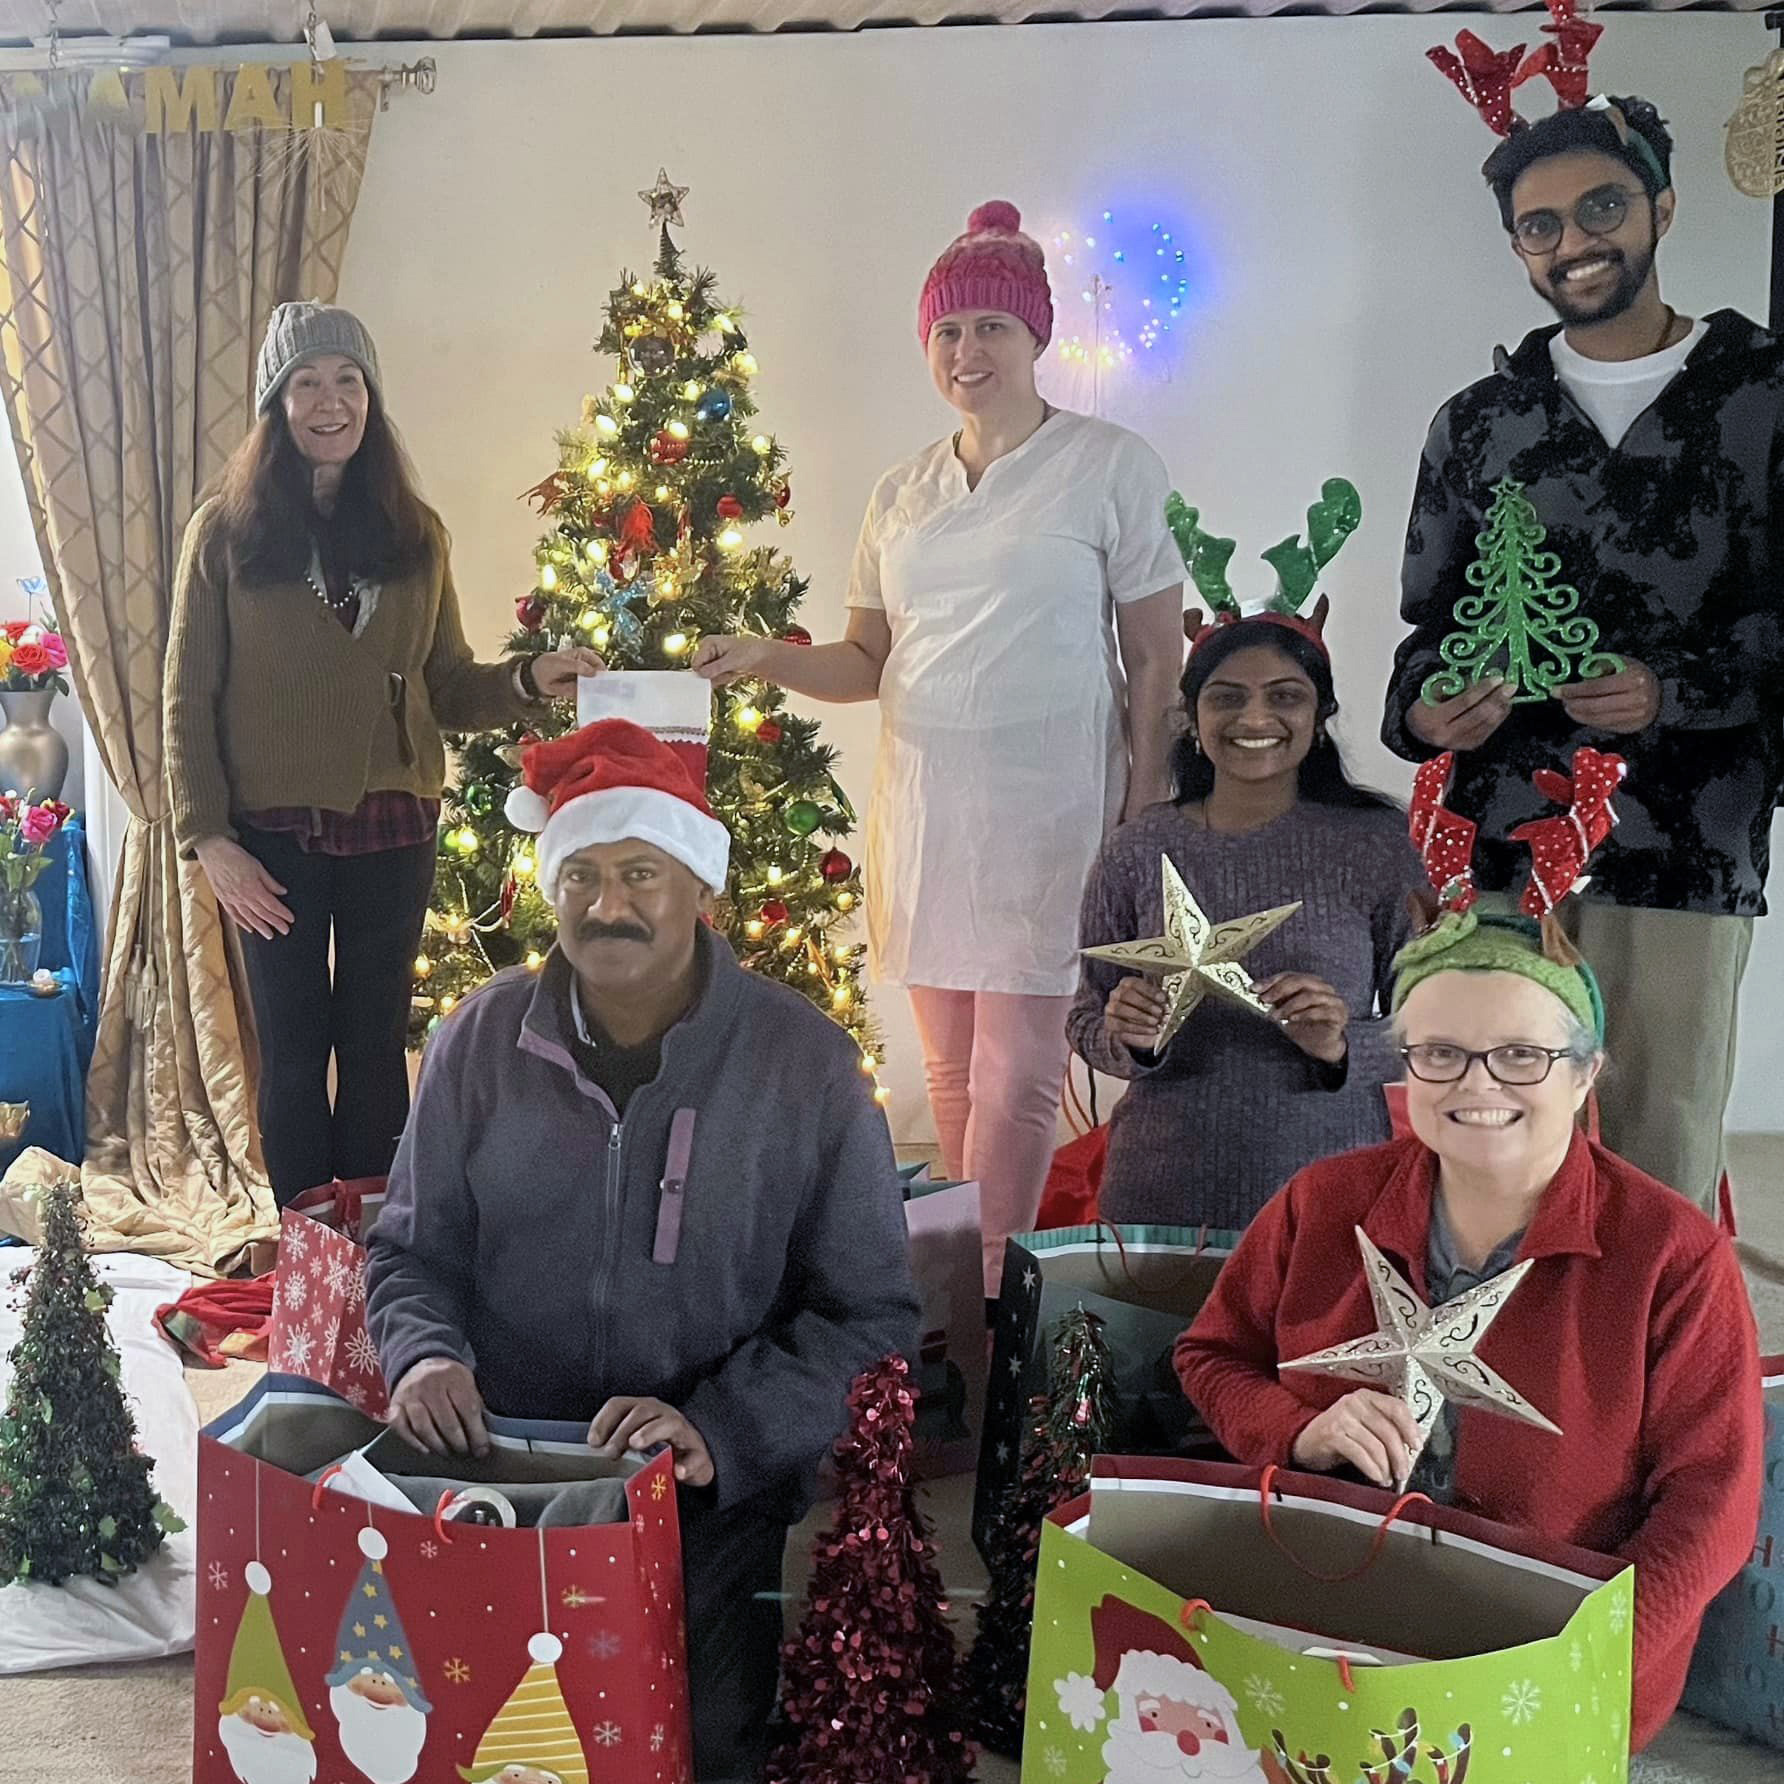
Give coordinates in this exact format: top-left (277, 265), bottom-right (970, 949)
top-left (1281, 1226), bottom-right (1560, 1487)
top-left (1081, 855), bottom-right (1300, 1048)
top-left (639, 168), bottom-right (689, 231)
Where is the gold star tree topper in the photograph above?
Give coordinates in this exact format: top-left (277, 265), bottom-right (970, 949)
top-left (639, 168), bottom-right (689, 230)
top-left (1281, 1226), bottom-right (1561, 1488)
top-left (1081, 854), bottom-right (1300, 1048)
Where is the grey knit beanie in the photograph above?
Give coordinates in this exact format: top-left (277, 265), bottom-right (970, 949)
top-left (255, 301), bottom-right (382, 414)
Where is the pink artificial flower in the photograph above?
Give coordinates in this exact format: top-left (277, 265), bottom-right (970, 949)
top-left (21, 805), bottom-right (59, 846)
top-left (42, 634), bottom-right (66, 671)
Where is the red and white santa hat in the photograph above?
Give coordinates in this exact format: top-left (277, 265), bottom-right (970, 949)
top-left (505, 716), bottom-right (730, 898)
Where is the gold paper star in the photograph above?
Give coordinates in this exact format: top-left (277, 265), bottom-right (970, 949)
top-left (1081, 855), bottom-right (1300, 1048)
top-left (1281, 1226), bottom-right (1561, 1488)
top-left (639, 169), bottom-right (689, 231)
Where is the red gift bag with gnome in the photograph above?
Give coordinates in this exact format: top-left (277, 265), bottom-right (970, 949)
top-left (195, 1374), bottom-right (693, 1784)
top-left (266, 1207), bottom-right (389, 1418)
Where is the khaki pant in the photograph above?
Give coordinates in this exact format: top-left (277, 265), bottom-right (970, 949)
top-left (1565, 903), bottom-right (1754, 1215)
top-left (1471, 897), bottom-right (1753, 1214)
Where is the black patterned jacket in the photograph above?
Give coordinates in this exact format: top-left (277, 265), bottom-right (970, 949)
top-left (1382, 309), bottom-right (1784, 915)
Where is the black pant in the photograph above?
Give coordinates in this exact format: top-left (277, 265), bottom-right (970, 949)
top-left (237, 828), bottom-right (435, 1204)
top-left (680, 1496), bottom-right (788, 1784)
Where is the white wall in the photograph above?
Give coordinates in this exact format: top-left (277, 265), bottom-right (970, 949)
top-left (343, 16), bottom-right (1780, 1137)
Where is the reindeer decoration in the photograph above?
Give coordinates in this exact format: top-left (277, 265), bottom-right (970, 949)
top-left (1272, 1708), bottom-right (1473, 1784)
top-left (1429, 0), bottom-right (1604, 137)
top-left (1168, 478), bottom-right (1361, 651)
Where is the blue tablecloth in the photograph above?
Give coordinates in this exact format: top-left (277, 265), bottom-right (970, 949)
top-left (0, 817), bottom-right (99, 1174)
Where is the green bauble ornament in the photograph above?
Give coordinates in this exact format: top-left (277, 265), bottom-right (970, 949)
top-left (784, 800), bottom-right (823, 837)
top-left (462, 783), bottom-right (494, 816)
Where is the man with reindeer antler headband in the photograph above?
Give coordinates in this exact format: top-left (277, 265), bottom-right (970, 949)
top-left (1381, 0), bottom-right (1784, 1217)
top-left (1178, 747), bottom-right (1762, 1755)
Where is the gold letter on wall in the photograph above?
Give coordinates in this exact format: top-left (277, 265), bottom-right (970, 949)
top-left (142, 66), bottom-right (220, 134)
top-left (290, 57), bottom-right (348, 129)
top-left (223, 64), bottom-right (285, 132)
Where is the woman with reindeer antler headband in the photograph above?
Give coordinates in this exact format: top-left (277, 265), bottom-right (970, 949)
top-left (1070, 484), bottom-right (1426, 1230)
top-left (694, 202), bottom-right (1184, 1296)
top-left (1382, 2), bottom-right (1784, 1220)
top-left (1177, 747), bottom-right (1762, 1754)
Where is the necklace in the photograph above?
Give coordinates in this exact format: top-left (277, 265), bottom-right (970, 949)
top-left (953, 402), bottom-right (1057, 466)
top-left (304, 569), bottom-right (357, 615)
top-left (1649, 305), bottom-right (1678, 356)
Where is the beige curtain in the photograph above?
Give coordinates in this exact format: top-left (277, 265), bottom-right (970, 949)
top-left (0, 69), bottom-right (380, 1274)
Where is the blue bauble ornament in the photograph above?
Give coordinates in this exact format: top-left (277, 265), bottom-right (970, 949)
top-left (694, 388), bottom-right (734, 425)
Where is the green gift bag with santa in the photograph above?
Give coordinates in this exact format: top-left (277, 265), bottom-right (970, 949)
top-left (1021, 1458), bottom-right (1633, 1783)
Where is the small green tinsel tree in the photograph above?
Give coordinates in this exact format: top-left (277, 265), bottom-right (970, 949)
top-left (966, 1306), bottom-right (1114, 1755)
top-left (0, 1183), bottom-right (183, 1586)
top-left (410, 175), bottom-right (882, 1088)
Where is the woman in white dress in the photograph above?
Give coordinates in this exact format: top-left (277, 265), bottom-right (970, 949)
top-left (695, 203), bottom-right (1183, 1293)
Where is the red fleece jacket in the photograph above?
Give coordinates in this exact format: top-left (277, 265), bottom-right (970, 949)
top-left (1174, 1130), bottom-right (1762, 1752)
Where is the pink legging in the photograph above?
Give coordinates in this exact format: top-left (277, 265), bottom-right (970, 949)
top-left (906, 986), bottom-right (1073, 1297)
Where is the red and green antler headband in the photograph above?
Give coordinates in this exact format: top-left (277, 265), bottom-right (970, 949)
top-left (1166, 479), bottom-right (1361, 659)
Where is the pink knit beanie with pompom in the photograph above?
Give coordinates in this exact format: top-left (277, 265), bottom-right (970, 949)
top-left (918, 201), bottom-right (1053, 348)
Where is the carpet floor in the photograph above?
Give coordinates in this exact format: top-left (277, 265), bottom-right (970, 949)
top-left (1, 1137), bottom-right (1778, 1783)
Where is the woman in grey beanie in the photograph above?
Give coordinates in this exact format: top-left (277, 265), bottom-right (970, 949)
top-left (165, 301), bottom-right (600, 1208)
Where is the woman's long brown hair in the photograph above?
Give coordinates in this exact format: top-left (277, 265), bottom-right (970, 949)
top-left (209, 386), bottom-right (436, 585)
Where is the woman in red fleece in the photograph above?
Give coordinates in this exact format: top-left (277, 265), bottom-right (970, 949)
top-left (1175, 903), bottom-right (1762, 1751)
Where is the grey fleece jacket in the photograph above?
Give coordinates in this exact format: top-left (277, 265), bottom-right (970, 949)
top-left (366, 928), bottom-right (921, 1515)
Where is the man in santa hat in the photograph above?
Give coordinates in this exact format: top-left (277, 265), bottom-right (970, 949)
top-left (1055, 1596), bottom-right (1276, 1784)
top-left (367, 709), bottom-right (920, 1784)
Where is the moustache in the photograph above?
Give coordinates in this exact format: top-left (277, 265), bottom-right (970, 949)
top-left (577, 920), bottom-right (653, 945)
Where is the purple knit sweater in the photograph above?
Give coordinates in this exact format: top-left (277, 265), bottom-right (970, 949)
top-left (1068, 800), bottom-right (1425, 1230)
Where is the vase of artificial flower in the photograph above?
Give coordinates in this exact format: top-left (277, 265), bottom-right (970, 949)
top-left (0, 794), bottom-right (68, 983)
top-left (0, 619), bottom-right (71, 801)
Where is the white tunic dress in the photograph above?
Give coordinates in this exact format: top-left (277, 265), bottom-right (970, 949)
top-left (847, 410), bottom-right (1179, 996)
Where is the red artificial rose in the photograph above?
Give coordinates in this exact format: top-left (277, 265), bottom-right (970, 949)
top-left (10, 642), bottom-right (52, 676)
top-left (0, 621), bottom-right (28, 643)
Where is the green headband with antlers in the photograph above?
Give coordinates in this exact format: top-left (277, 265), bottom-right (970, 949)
top-left (1166, 479), bottom-right (1362, 648)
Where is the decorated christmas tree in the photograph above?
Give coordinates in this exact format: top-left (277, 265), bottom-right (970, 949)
top-left (0, 1183), bottom-right (183, 1586)
top-left (966, 1306), bottom-right (1114, 1754)
top-left (1421, 477), bottom-right (1622, 706)
top-left (772, 1354), bottom-right (973, 1784)
top-left (410, 171), bottom-right (881, 1082)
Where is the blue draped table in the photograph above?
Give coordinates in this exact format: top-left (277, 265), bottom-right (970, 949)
top-left (0, 817), bottom-right (100, 1175)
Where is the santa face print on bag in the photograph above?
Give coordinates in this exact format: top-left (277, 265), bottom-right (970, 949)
top-left (1056, 1596), bottom-right (1274, 1784)
top-left (216, 1562), bottom-right (319, 1784)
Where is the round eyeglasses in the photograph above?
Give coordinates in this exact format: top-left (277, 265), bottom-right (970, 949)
top-left (1510, 185), bottom-right (1644, 258)
top-left (1399, 1043), bottom-right (1578, 1086)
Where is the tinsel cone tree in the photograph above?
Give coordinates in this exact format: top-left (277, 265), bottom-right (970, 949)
top-left (410, 172), bottom-right (882, 1085)
top-left (771, 1354), bottom-right (973, 1784)
top-left (0, 1183), bottom-right (183, 1586)
top-left (966, 1306), bottom-right (1114, 1755)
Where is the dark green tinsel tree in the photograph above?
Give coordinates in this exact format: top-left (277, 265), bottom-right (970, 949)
top-left (0, 1182), bottom-right (183, 1586)
top-left (965, 1306), bottom-right (1114, 1755)
top-left (410, 173), bottom-right (882, 1088)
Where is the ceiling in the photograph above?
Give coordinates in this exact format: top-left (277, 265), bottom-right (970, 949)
top-left (0, 0), bottom-right (1776, 50)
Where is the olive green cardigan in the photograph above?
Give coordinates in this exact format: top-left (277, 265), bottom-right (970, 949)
top-left (164, 499), bottom-right (532, 853)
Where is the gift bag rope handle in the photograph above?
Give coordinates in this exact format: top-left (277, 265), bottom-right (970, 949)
top-left (1256, 1463), bottom-right (1431, 1586)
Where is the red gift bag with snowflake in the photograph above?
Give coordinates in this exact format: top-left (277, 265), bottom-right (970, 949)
top-left (267, 1208), bottom-right (389, 1419)
top-left (193, 1374), bottom-right (693, 1784)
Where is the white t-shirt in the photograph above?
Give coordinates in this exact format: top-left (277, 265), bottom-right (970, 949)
top-left (1549, 319), bottom-right (1706, 448)
top-left (847, 410), bottom-right (1180, 995)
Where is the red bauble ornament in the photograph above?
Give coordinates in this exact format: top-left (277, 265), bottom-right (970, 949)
top-left (716, 494), bottom-right (744, 521)
top-left (783, 625), bottom-right (812, 647)
top-left (820, 849), bottom-right (853, 884)
top-left (760, 899), bottom-right (790, 926)
top-left (773, 479), bottom-right (792, 510)
top-left (649, 430), bottom-right (689, 467)
top-left (515, 595), bottom-right (547, 631)
top-left (754, 719), bottom-right (783, 745)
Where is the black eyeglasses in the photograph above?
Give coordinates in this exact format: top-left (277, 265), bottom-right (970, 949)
top-left (1509, 185), bottom-right (1646, 257)
top-left (1399, 1043), bottom-right (1579, 1086)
